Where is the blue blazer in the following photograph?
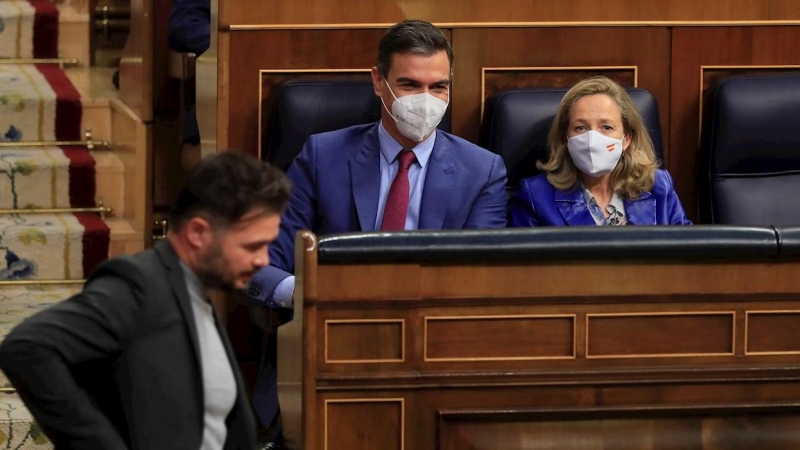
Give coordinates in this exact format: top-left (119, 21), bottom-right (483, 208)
top-left (509, 169), bottom-right (692, 226)
top-left (251, 123), bottom-right (508, 304)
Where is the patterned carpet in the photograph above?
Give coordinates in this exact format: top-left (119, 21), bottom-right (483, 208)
top-left (0, 0), bottom-right (58, 59)
top-left (0, 1), bottom-right (108, 448)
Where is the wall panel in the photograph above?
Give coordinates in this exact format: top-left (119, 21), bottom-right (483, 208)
top-left (223, 0), bottom-right (800, 27)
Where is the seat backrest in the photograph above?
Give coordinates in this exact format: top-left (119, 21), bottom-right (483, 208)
top-left (264, 79), bottom-right (451, 171)
top-left (479, 87), bottom-right (664, 191)
top-left (703, 74), bottom-right (800, 226)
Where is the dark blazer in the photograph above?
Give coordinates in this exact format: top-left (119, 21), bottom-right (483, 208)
top-left (509, 169), bottom-right (692, 226)
top-left (168, 0), bottom-right (210, 55)
top-left (250, 123), bottom-right (508, 306)
top-left (0, 241), bottom-right (256, 450)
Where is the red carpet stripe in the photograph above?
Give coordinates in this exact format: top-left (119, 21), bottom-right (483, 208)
top-left (35, 64), bottom-right (82, 141)
top-left (29, 0), bottom-right (59, 59)
top-left (60, 146), bottom-right (97, 208)
top-left (74, 212), bottom-right (110, 277)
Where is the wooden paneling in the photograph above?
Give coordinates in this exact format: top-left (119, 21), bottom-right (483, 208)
top-left (118, 0), bottom-right (152, 121)
top-left (324, 319), bottom-right (404, 363)
top-left (439, 407), bottom-right (800, 450)
top-left (587, 312), bottom-right (734, 358)
top-left (226, 29), bottom-right (384, 157)
top-left (746, 311), bottom-right (800, 355)
top-left (222, 0), bottom-right (800, 26)
top-left (314, 262), bottom-right (800, 301)
top-left (324, 399), bottom-right (403, 450)
top-left (670, 26), bottom-right (800, 220)
top-left (451, 27), bottom-right (670, 145)
top-left (424, 315), bottom-right (575, 361)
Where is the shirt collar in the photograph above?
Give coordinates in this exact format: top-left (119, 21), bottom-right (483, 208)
top-left (378, 120), bottom-right (434, 168)
top-left (179, 260), bottom-right (207, 303)
top-left (580, 185), bottom-right (625, 212)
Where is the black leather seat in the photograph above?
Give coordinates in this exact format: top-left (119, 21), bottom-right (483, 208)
top-left (316, 226), bottom-right (779, 264)
top-left (703, 74), bottom-right (800, 225)
top-left (263, 78), bottom-right (451, 171)
top-left (479, 87), bottom-right (664, 192)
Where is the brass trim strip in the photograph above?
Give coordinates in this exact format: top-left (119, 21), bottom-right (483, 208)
top-left (324, 319), bottom-right (406, 364)
top-left (480, 65), bottom-right (638, 122)
top-left (0, 206), bottom-right (112, 215)
top-left (0, 388), bottom-right (16, 393)
top-left (0, 279), bottom-right (84, 286)
top-left (0, 58), bottom-right (80, 67)
top-left (257, 68), bottom-right (372, 159)
top-left (424, 314), bottom-right (577, 362)
top-left (586, 311), bottom-right (736, 359)
top-left (698, 65), bottom-right (800, 146)
top-left (231, 20), bottom-right (800, 31)
top-left (324, 398), bottom-right (404, 450)
top-left (745, 310), bottom-right (800, 356)
top-left (0, 140), bottom-right (111, 149)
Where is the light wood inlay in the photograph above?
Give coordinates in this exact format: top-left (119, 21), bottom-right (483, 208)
top-left (324, 398), bottom-right (404, 450)
top-left (325, 319), bottom-right (405, 364)
top-left (424, 315), bottom-right (575, 362)
top-left (587, 312), bottom-right (735, 359)
top-left (746, 311), bottom-right (800, 355)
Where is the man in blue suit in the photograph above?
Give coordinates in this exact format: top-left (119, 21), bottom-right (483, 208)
top-left (247, 19), bottom-right (507, 446)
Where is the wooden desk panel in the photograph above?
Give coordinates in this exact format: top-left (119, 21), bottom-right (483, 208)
top-left (287, 231), bottom-right (800, 449)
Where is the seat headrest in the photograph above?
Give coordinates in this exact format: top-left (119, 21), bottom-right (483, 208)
top-left (264, 79), bottom-right (452, 171)
top-left (480, 87), bottom-right (664, 189)
top-left (707, 74), bottom-right (800, 175)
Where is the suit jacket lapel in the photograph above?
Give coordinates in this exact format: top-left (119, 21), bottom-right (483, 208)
top-left (555, 187), bottom-right (597, 226)
top-left (350, 126), bottom-right (381, 231)
top-left (154, 242), bottom-right (204, 419)
top-left (624, 191), bottom-right (656, 225)
top-left (418, 135), bottom-right (456, 229)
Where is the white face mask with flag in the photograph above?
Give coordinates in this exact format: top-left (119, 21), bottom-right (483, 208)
top-left (381, 79), bottom-right (449, 142)
top-left (566, 129), bottom-right (624, 177)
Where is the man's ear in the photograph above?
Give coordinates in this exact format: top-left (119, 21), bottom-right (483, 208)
top-left (184, 216), bottom-right (212, 249)
top-left (371, 67), bottom-right (383, 98)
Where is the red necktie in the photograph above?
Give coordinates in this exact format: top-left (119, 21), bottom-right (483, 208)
top-left (380, 149), bottom-right (416, 231)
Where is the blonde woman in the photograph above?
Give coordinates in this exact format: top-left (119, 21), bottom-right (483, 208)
top-left (509, 77), bottom-right (691, 226)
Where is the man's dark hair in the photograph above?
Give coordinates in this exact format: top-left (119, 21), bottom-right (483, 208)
top-left (169, 151), bottom-right (291, 230)
top-left (375, 20), bottom-right (453, 78)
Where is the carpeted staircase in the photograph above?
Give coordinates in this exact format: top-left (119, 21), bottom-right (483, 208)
top-left (0, 0), bottom-right (115, 447)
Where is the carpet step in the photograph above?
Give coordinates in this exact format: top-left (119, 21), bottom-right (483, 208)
top-left (0, 146), bottom-right (98, 209)
top-left (0, 64), bottom-right (81, 143)
top-left (0, 284), bottom-right (80, 449)
top-left (0, 0), bottom-right (58, 60)
top-left (0, 213), bottom-right (108, 281)
top-left (0, 392), bottom-right (51, 449)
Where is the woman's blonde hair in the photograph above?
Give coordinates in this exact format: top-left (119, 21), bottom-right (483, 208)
top-left (537, 76), bottom-right (658, 199)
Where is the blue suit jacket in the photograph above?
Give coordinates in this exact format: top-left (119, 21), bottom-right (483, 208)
top-left (251, 123), bottom-right (508, 304)
top-left (509, 169), bottom-right (692, 226)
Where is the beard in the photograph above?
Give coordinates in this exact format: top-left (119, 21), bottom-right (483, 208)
top-left (194, 240), bottom-right (243, 293)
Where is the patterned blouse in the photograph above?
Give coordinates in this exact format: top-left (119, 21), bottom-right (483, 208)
top-left (581, 186), bottom-right (628, 226)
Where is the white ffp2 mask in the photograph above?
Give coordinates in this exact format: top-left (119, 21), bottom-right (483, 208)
top-left (567, 130), bottom-right (624, 177)
top-left (381, 80), bottom-right (448, 142)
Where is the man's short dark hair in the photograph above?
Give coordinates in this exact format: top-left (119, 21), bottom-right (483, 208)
top-left (169, 151), bottom-right (291, 230)
top-left (375, 20), bottom-right (453, 78)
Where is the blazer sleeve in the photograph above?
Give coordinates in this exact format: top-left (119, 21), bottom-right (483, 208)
top-left (249, 135), bottom-right (320, 306)
top-left (0, 275), bottom-right (143, 449)
top-left (662, 171), bottom-right (693, 225)
top-left (508, 178), bottom-right (541, 227)
top-left (168, 0), bottom-right (210, 55)
top-left (463, 153), bottom-right (508, 228)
